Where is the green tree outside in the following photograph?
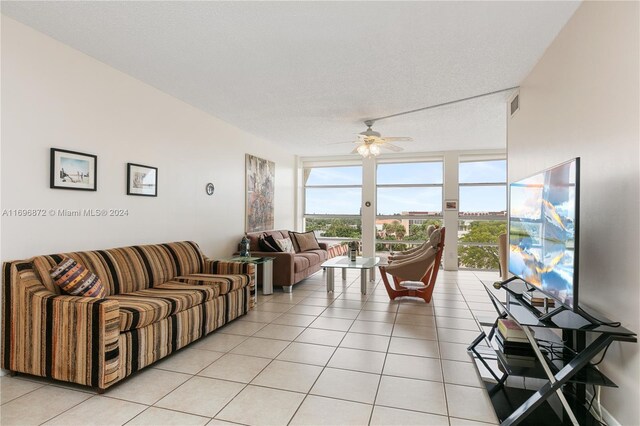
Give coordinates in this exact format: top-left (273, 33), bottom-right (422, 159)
top-left (458, 220), bottom-right (507, 269)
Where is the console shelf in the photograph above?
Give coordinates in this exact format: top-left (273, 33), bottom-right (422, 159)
top-left (468, 279), bottom-right (636, 426)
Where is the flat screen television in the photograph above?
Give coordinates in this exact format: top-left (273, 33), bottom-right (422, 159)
top-left (508, 158), bottom-right (580, 311)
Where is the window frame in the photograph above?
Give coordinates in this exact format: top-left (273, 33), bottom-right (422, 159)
top-left (457, 156), bottom-right (507, 269)
top-left (375, 158), bottom-right (444, 251)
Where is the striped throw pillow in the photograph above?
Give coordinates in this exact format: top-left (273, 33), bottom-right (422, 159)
top-left (50, 258), bottom-right (106, 298)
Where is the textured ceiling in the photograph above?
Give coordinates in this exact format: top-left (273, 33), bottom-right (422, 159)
top-left (1, 1), bottom-right (581, 157)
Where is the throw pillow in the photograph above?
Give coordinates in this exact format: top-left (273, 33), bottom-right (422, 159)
top-left (290, 231), bottom-right (321, 252)
top-left (275, 238), bottom-right (295, 253)
top-left (259, 234), bottom-right (281, 252)
top-left (50, 258), bottom-right (106, 298)
top-left (263, 234), bottom-right (283, 252)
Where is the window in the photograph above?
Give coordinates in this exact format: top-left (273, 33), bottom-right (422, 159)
top-left (303, 165), bottom-right (362, 243)
top-left (458, 159), bottom-right (507, 270)
top-left (376, 161), bottom-right (443, 253)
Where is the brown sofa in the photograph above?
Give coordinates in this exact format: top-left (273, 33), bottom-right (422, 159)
top-left (246, 230), bottom-right (328, 292)
top-left (2, 241), bottom-right (253, 392)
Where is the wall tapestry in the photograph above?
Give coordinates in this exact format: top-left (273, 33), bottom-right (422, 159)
top-left (245, 154), bottom-right (275, 232)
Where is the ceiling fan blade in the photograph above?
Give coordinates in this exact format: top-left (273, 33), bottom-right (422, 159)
top-left (350, 146), bottom-right (360, 154)
top-left (383, 137), bottom-right (413, 142)
top-left (381, 143), bottom-right (404, 152)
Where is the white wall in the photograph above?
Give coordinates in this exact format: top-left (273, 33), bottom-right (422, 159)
top-left (507, 2), bottom-right (639, 424)
top-left (1, 16), bottom-right (296, 261)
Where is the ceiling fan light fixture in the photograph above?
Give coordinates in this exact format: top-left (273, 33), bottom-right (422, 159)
top-left (357, 144), bottom-right (370, 157)
top-left (369, 144), bottom-right (381, 156)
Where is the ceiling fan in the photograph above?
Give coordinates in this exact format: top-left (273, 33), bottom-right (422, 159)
top-left (347, 120), bottom-right (413, 157)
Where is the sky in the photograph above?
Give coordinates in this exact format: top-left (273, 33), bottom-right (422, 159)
top-left (305, 160), bottom-right (507, 215)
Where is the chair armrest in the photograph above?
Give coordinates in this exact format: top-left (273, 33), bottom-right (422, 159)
top-left (2, 261), bottom-right (120, 390)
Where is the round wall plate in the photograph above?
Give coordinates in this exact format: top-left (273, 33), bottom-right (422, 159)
top-left (206, 183), bottom-right (215, 195)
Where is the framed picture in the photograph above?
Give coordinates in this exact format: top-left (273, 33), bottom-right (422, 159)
top-left (246, 154), bottom-right (275, 232)
top-left (50, 148), bottom-right (97, 191)
top-left (445, 200), bottom-right (458, 210)
top-left (127, 163), bottom-right (158, 196)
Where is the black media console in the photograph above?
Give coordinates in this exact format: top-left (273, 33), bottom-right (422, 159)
top-left (467, 279), bottom-right (636, 425)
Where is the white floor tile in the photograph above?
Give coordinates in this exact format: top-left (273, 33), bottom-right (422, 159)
top-left (327, 347), bottom-right (386, 374)
top-left (128, 407), bottom-right (210, 425)
top-left (271, 313), bottom-right (317, 327)
top-left (290, 395), bottom-right (372, 426)
top-left (276, 342), bottom-right (336, 366)
top-left (295, 328), bottom-right (346, 347)
top-left (198, 353), bottom-right (271, 383)
top-left (370, 405), bottom-right (449, 426)
top-left (107, 369), bottom-right (191, 405)
top-left (376, 375), bottom-right (447, 416)
top-left (383, 353), bottom-right (443, 382)
top-left (44, 395), bottom-right (146, 425)
top-left (0, 376), bottom-right (44, 404)
top-left (154, 348), bottom-right (224, 374)
top-left (253, 323), bottom-right (306, 341)
top-left (189, 332), bottom-right (247, 353)
top-left (439, 341), bottom-right (474, 363)
top-left (392, 323), bottom-right (438, 340)
top-left (155, 376), bottom-right (244, 418)
top-left (339, 332), bottom-right (390, 353)
top-left (446, 384), bottom-right (499, 424)
top-left (251, 360), bottom-right (323, 393)
top-left (310, 368), bottom-right (380, 404)
top-left (218, 320), bottom-right (267, 336)
top-left (309, 316), bottom-right (354, 331)
top-left (442, 359), bottom-right (484, 387)
top-left (349, 320), bottom-right (394, 336)
top-left (0, 386), bottom-right (92, 425)
top-left (216, 385), bottom-right (305, 426)
top-left (320, 307), bottom-right (361, 320)
top-left (388, 337), bottom-right (440, 358)
top-left (230, 337), bottom-right (290, 359)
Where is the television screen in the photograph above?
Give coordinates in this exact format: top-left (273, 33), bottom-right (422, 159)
top-left (508, 158), bottom-right (579, 310)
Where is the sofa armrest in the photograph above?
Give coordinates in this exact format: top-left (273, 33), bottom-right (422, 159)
top-left (318, 242), bottom-right (329, 250)
top-left (203, 259), bottom-right (255, 276)
top-left (2, 261), bottom-right (120, 390)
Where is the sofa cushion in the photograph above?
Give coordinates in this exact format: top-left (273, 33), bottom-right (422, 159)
top-left (289, 231), bottom-right (321, 252)
top-left (296, 250), bottom-right (328, 268)
top-left (33, 241), bottom-right (205, 296)
top-left (275, 238), bottom-right (295, 253)
top-left (108, 282), bottom-right (217, 331)
top-left (293, 256), bottom-right (310, 273)
top-left (50, 258), bottom-right (106, 298)
top-left (174, 273), bottom-right (249, 295)
top-left (259, 234), bottom-right (282, 252)
top-left (247, 230), bottom-right (289, 251)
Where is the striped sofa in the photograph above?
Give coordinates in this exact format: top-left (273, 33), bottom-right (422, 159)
top-left (1, 241), bottom-right (254, 392)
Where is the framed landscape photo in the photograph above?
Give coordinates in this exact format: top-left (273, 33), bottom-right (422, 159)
top-left (445, 199), bottom-right (458, 210)
top-left (127, 163), bottom-right (158, 196)
top-left (50, 148), bottom-right (97, 191)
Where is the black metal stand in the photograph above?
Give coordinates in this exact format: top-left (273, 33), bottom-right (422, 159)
top-left (468, 279), bottom-right (637, 426)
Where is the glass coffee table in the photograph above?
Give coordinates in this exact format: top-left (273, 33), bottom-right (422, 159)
top-left (321, 256), bottom-right (380, 294)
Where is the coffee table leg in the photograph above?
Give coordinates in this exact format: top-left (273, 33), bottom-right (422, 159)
top-left (360, 269), bottom-right (368, 295)
top-left (342, 269), bottom-right (347, 281)
top-left (327, 268), bottom-right (335, 293)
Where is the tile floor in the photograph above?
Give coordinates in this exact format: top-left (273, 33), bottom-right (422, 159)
top-left (0, 269), bottom-right (503, 426)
